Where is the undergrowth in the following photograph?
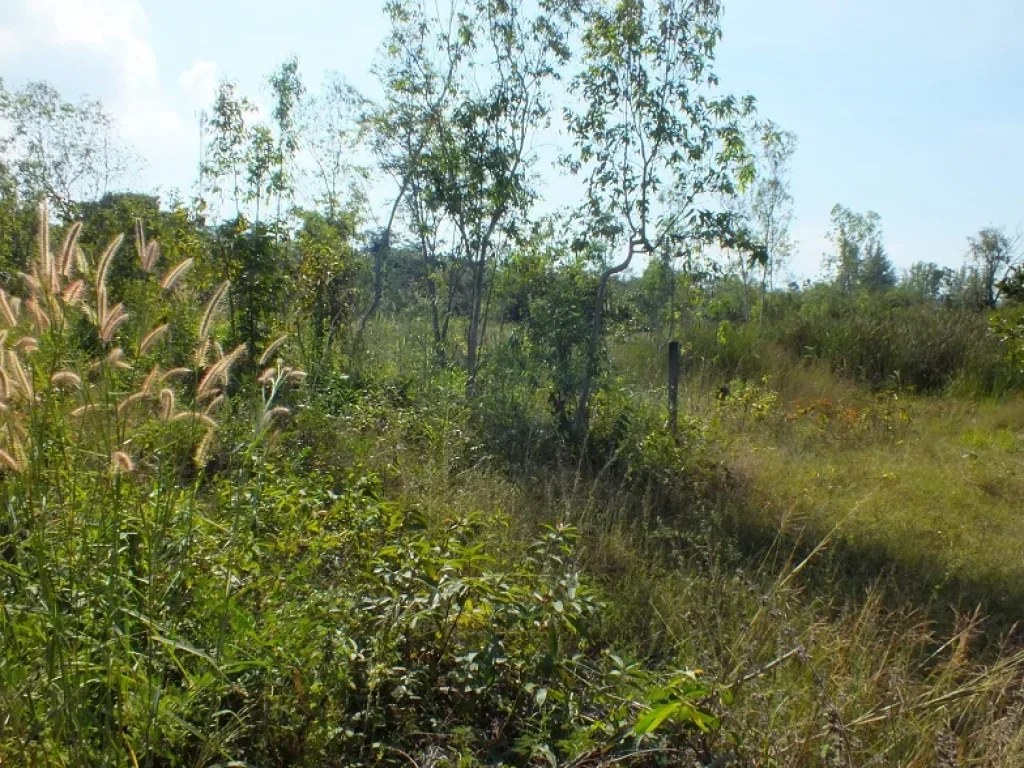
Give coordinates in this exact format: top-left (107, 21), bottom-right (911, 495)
top-left (2, 212), bottom-right (1023, 767)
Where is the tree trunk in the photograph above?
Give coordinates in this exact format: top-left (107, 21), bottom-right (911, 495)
top-left (465, 256), bottom-right (487, 394)
top-left (573, 243), bottom-right (638, 438)
top-left (357, 181), bottom-right (409, 337)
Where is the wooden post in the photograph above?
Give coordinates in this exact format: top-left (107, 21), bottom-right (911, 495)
top-left (668, 340), bottom-right (680, 434)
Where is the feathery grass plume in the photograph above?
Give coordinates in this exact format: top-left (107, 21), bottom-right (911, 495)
top-left (134, 219), bottom-right (146, 268)
top-left (159, 388), bottom-right (175, 420)
top-left (161, 367), bottom-right (190, 382)
top-left (260, 406), bottom-right (291, 428)
top-left (139, 323), bottom-right (169, 355)
top-left (143, 241), bottom-right (160, 273)
top-left (194, 337), bottom-right (210, 368)
top-left (0, 448), bottom-right (22, 473)
top-left (22, 272), bottom-right (43, 295)
top-left (259, 333), bottom-right (290, 366)
top-left (74, 245), bottom-right (89, 275)
top-left (287, 369), bottom-right (307, 384)
top-left (37, 201), bottom-right (51, 288)
top-left (62, 279), bottom-right (85, 306)
top-left (197, 281), bottom-right (229, 346)
top-left (70, 404), bottom-right (99, 417)
top-left (45, 293), bottom-right (63, 327)
top-left (59, 221), bottom-right (83, 277)
top-left (258, 367), bottom-right (276, 385)
top-left (197, 343), bottom-right (246, 399)
top-left (0, 290), bottom-right (18, 326)
top-left (24, 298), bottom-right (50, 331)
top-left (9, 433), bottom-right (27, 470)
top-left (193, 428), bottom-right (214, 467)
top-left (50, 370), bottom-right (82, 390)
top-left (110, 451), bottom-right (135, 475)
top-left (105, 348), bottom-right (130, 369)
top-left (13, 337), bottom-right (38, 354)
top-left (203, 393), bottom-right (224, 416)
top-left (160, 257), bottom-right (194, 291)
top-left (95, 233), bottom-right (124, 302)
top-left (117, 391), bottom-right (148, 414)
top-left (140, 365), bottom-right (161, 394)
top-left (172, 411), bottom-right (217, 429)
top-left (100, 303), bottom-right (129, 343)
top-left (0, 369), bottom-right (10, 399)
top-left (9, 353), bottom-right (32, 400)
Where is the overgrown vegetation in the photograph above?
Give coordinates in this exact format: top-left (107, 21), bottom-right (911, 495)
top-left (2, 0), bottom-right (1024, 765)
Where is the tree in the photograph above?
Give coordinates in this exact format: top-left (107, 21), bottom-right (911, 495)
top-left (245, 124), bottom-right (278, 223)
top-left (900, 261), bottom-right (951, 302)
top-left (748, 122), bottom-right (796, 310)
top-left (206, 81), bottom-right (254, 218)
top-left (360, 0), bottom-right (472, 335)
top-left (302, 72), bottom-right (366, 221)
top-left (389, 0), bottom-right (572, 387)
top-left (267, 56), bottom-right (306, 225)
top-left (563, 0), bottom-right (759, 436)
top-left (825, 204), bottom-right (882, 293)
top-left (860, 242), bottom-right (896, 293)
top-left (967, 226), bottom-right (1021, 308)
top-left (0, 79), bottom-right (136, 217)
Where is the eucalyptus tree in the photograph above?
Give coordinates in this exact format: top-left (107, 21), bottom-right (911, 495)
top-left (301, 72), bottom-right (366, 221)
top-left (748, 121), bottom-right (796, 310)
top-left (206, 81), bottom-right (254, 218)
top-left (359, 0), bottom-right (472, 334)
top-left (368, 0), bottom-right (574, 390)
top-left (245, 124), bottom-right (278, 223)
top-left (268, 56), bottom-right (305, 225)
top-left (563, 0), bottom-right (760, 436)
top-left (425, 0), bottom-right (574, 387)
top-left (968, 226), bottom-right (1021, 308)
top-left (824, 204), bottom-right (882, 293)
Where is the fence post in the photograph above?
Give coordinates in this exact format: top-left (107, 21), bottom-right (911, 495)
top-left (668, 340), bottom-right (680, 434)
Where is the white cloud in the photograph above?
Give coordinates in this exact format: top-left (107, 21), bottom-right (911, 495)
top-left (0, 0), bottom-right (157, 95)
top-left (178, 59), bottom-right (218, 110)
top-left (0, 0), bottom-right (192, 186)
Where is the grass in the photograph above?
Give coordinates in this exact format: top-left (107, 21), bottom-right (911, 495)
top-left (726, 395), bottom-right (1024, 614)
top-left (321, 372), bottom-right (1024, 766)
top-left (613, 332), bottom-right (1024, 626)
top-left (2, 212), bottom-right (1024, 765)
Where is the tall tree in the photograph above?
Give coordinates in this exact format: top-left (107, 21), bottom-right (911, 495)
top-left (0, 80), bottom-right (136, 217)
top-left (564, 0), bottom-right (759, 435)
top-left (360, 0), bottom-right (473, 335)
top-left (302, 72), bottom-right (366, 221)
top-left (206, 81), bottom-right (254, 218)
top-left (825, 204), bottom-right (882, 292)
top-left (245, 124), bottom-right (278, 223)
top-left (860, 241), bottom-right (896, 293)
top-left (386, 0), bottom-right (573, 387)
top-left (748, 121), bottom-right (796, 311)
top-left (267, 56), bottom-right (306, 225)
top-left (901, 261), bottom-right (951, 301)
top-left (967, 226), bottom-right (1021, 308)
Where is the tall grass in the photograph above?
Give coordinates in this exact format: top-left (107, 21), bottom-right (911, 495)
top-left (3, 210), bottom-right (1023, 766)
top-left (0, 207), bottom-right (302, 764)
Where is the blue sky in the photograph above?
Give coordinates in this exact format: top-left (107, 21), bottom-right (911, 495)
top-left (1, 0), bottom-right (1021, 277)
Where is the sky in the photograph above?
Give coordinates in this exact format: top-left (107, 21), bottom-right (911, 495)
top-left (0, 0), bottom-right (1021, 278)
